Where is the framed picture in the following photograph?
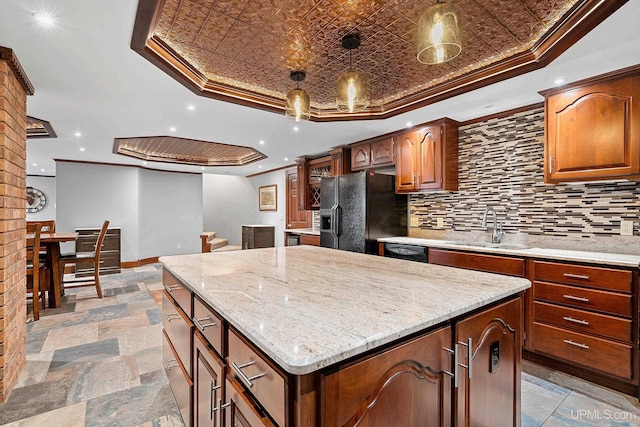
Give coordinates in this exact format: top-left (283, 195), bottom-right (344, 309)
top-left (259, 184), bottom-right (277, 211)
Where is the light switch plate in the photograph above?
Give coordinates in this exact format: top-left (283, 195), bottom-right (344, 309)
top-left (410, 216), bottom-right (419, 227)
top-left (436, 218), bottom-right (444, 228)
top-left (621, 220), bottom-right (634, 236)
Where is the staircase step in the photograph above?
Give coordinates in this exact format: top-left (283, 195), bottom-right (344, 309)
top-left (212, 245), bottom-right (242, 252)
top-left (208, 237), bottom-right (228, 250)
top-left (204, 231), bottom-right (216, 241)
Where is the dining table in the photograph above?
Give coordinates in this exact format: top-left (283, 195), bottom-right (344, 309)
top-left (31, 232), bottom-right (79, 308)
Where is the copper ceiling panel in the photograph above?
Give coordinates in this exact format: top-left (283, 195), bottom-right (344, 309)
top-left (131, 0), bottom-right (626, 121)
top-left (113, 136), bottom-right (266, 166)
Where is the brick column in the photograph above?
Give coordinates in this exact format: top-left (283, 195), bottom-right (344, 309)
top-left (0, 46), bottom-right (34, 403)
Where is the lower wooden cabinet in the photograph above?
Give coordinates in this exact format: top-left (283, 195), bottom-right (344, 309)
top-left (163, 330), bottom-right (193, 426)
top-left (194, 332), bottom-right (224, 427)
top-left (322, 326), bottom-right (453, 426)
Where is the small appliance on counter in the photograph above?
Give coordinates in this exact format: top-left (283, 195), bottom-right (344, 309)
top-left (320, 171), bottom-right (407, 254)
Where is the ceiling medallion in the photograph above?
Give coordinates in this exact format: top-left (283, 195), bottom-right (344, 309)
top-left (417, 0), bottom-right (462, 64)
top-left (336, 34), bottom-right (369, 113)
top-left (285, 71), bottom-right (310, 122)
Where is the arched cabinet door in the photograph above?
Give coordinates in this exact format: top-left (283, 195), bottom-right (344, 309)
top-left (322, 326), bottom-right (452, 427)
top-left (543, 73), bottom-right (640, 183)
top-left (454, 297), bottom-right (522, 427)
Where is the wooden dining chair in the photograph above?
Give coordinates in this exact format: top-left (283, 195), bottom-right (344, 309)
top-left (26, 223), bottom-right (48, 320)
top-left (58, 220), bottom-right (109, 299)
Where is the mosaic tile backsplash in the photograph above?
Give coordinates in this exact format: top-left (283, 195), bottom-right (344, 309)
top-left (409, 107), bottom-right (640, 253)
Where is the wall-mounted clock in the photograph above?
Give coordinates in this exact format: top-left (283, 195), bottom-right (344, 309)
top-left (26, 187), bottom-right (47, 213)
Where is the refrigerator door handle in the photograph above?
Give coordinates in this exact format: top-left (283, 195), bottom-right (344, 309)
top-left (330, 205), bottom-right (338, 238)
top-left (334, 205), bottom-right (342, 237)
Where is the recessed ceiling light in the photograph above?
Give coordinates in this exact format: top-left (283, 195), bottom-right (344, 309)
top-left (284, 157), bottom-right (289, 161)
top-left (32, 11), bottom-right (56, 27)
top-left (554, 77), bottom-right (566, 85)
top-left (142, 161), bottom-right (147, 165)
top-left (406, 121), bottom-right (413, 128)
top-left (32, 163), bottom-right (37, 167)
top-left (40, 168), bottom-right (45, 172)
top-left (258, 165), bottom-right (263, 169)
top-left (293, 126), bottom-right (299, 132)
top-left (201, 166), bottom-right (205, 170)
top-left (259, 140), bottom-right (265, 145)
top-left (79, 147), bottom-right (85, 152)
top-left (169, 126), bottom-right (177, 132)
top-left (74, 131), bottom-right (82, 137)
top-left (187, 104), bottom-right (196, 111)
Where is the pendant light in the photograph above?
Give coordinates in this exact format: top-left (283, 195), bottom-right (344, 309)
top-left (417, 1), bottom-right (461, 64)
top-left (336, 34), bottom-right (369, 112)
top-left (285, 71), bottom-right (310, 122)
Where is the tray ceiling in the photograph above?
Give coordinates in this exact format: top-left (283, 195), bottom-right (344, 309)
top-left (132, 0), bottom-right (624, 121)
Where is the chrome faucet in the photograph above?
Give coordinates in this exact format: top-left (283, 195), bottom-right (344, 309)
top-left (481, 207), bottom-right (505, 243)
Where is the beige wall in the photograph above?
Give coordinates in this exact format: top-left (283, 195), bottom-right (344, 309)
top-left (0, 48), bottom-right (31, 402)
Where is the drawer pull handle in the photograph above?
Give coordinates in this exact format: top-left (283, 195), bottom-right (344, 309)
top-left (164, 284), bottom-right (180, 292)
top-left (194, 316), bottom-right (217, 331)
top-left (562, 316), bottom-right (589, 326)
top-left (563, 339), bottom-right (590, 350)
top-left (164, 313), bottom-right (180, 322)
top-left (563, 273), bottom-right (590, 280)
top-left (231, 361), bottom-right (267, 388)
top-left (164, 358), bottom-right (179, 370)
top-left (208, 382), bottom-right (221, 421)
top-left (563, 294), bottom-right (590, 303)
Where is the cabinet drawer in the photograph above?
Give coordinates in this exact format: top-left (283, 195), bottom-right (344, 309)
top-left (225, 378), bottom-right (276, 427)
top-left (228, 330), bottom-right (285, 426)
top-left (163, 268), bottom-right (192, 317)
top-left (532, 323), bottom-right (632, 379)
top-left (193, 296), bottom-right (224, 358)
top-left (534, 282), bottom-right (632, 318)
top-left (163, 331), bottom-right (192, 426)
top-left (533, 261), bottom-right (632, 293)
top-left (429, 249), bottom-right (525, 277)
top-left (534, 301), bottom-right (632, 342)
top-left (299, 234), bottom-right (320, 246)
top-left (163, 292), bottom-right (193, 375)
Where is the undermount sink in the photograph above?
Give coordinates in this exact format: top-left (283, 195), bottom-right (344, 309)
top-left (447, 241), bottom-right (531, 250)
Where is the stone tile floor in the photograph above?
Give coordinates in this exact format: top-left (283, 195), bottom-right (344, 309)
top-left (1, 263), bottom-right (639, 426)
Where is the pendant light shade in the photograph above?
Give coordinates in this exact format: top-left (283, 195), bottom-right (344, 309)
top-left (336, 34), bottom-right (369, 112)
top-left (285, 71), bottom-right (310, 122)
top-left (417, 1), bottom-right (461, 64)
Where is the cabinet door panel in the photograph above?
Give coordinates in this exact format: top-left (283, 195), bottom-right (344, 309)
top-left (322, 326), bottom-right (452, 427)
top-left (370, 138), bottom-right (394, 166)
top-left (194, 333), bottom-right (224, 427)
top-left (351, 143), bottom-right (370, 170)
top-left (455, 297), bottom-right (522, 427)
top-left (417, 126), bottom-right (442, 189)
top-left (394, 133), bottom-right (417, 191)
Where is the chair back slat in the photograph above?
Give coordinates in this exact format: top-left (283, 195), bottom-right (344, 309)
top-left (26, 223), bottom-right (42, 267)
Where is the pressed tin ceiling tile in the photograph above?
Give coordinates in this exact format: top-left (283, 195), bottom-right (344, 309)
top-left (133, 0), bottom-right (623, 120)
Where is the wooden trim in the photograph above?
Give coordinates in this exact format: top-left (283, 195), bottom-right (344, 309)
top-left (539, 63), bottom-right (640, 97)
top-left (130, 1), bottom-right (625, 122)
top-left (54, 158), bottom-right (201, 175)
top-left (0, 45), bottom-right (35, 95)
top-left (460, 103), bottom-right (544, 126)
top-left (246, 164), bottom-right (294, 178)
top-left (121, 257), bottom-right (159, 269)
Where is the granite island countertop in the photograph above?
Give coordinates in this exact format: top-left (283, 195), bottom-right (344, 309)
top-left (284, 228), bottom-right (320, 235)
top-left (160, 245), bottom-right (529, 375)
top-left (379, 237), bottom-right (640, 268)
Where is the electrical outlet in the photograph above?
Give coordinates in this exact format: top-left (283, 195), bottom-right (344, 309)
top-left (177, 243), bottom-right (182, 249)
top-left (620, 220), bottom-right (634, 236)
top-left (436, 218), bottom-right (444, 228)
top-left (410, 216), bottom-right (419, 227)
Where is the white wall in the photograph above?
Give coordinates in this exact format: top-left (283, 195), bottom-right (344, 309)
top-left (139, 168), bottom-right (202, 258)
top-left (26, 176), bottom-right (56, 222)
top-left (202, 169), bottom-right (287, 247)
top-left (56, 161), bottom-right (202, 262)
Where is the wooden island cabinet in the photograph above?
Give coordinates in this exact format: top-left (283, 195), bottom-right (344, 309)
top-left (160, 246), bottom-right (528, 427)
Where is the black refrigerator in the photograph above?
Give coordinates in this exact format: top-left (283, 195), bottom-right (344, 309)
top-left (319, 171), bottom-right (407, 254)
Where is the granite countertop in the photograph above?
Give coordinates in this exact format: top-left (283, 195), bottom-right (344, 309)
top-left (160, 246), bottom-right (529, 375)
top-left (284, 228), bottom-right (320, 235)
top-left (378, 237), bottom-right (640, 268)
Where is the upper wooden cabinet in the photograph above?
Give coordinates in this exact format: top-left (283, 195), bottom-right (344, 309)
top-left (395, 118), bottom-right (459, 193)
top-left (296, 152), bottom-right (350, 210)
top-left (351, 137), bottom-right (395, 171)
top-left (285, 168), bottom-right (312, 229)
top-left (541, 66), bottom-right (640, 183)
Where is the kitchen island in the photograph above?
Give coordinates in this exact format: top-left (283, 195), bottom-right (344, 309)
top-left (160, 245), bottom-right (530, 426)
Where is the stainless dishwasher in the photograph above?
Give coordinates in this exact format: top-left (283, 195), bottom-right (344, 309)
top-left (383, 243), bottom-right (428, 263)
